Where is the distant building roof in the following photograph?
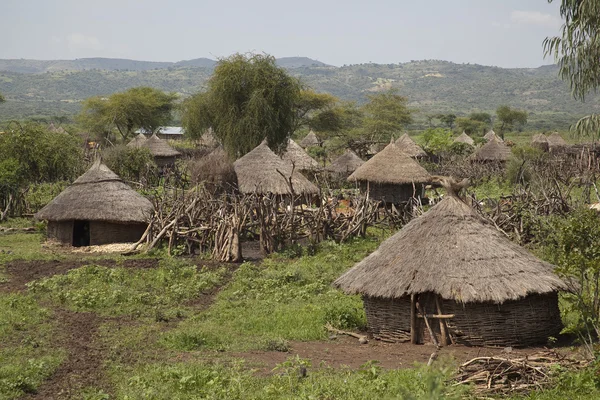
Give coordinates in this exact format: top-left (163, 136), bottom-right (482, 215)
top-left (135, 126), bottom-right (184, 136)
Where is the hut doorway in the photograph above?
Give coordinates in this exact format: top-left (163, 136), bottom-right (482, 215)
top-left (73, 220), bottom-right (90, 247)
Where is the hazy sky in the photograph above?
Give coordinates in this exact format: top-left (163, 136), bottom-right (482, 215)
top-left (1, 0), bottom-right (563, 68)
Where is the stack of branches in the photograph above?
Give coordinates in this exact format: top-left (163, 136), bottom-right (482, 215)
top-left (453, 351), bottom-right (587, 396)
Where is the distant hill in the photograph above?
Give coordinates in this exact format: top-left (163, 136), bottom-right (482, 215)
top-left (0, 58), bottom-right (598, 130)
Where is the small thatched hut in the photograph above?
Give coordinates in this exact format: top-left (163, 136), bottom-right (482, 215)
top-left (348, 142), bottom-right (430, 203)
top-left (334, 181), bottom-right (569, 347)
top-left (531, 134), bottom-right (549, 152)
top-left (395, 133), bottom-right (427, 158)
top-left (547, 132), bottom-right (568, 152)
top-left (144, 134), bottom-right (181, 166)
top-left (484, 129), bottom-right (503, 142)
top-left (233, 141), bottom-right (318, 197)
top-left (281, 139), bottom-right (320, 171)
top-left (327, 150), bottom-right (364, 177)
top-left (471, 137), bottom-right (512, 163)
top-left (300, 130), bottom-right (321, 148)
top-left (127, 133), bottom-right (148, 148)
top-left (190, 146), bottom-right (236, 189)
top-left (35, 161), bottom-right (154, 247)
top-left (454, 131), bottom-right (474, 146)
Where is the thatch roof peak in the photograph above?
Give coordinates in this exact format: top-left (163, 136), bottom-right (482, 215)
top-left (395, 133), bottom-right (427, 158)
top-left (127, 133), bottom-right (148, 148)
top-left (531, 133), bottom-right (549, 144)
top-left (35, 162), bottom-right (154, 223)
top-left (471, 138), bottom-right (512, 162)
top-left (145, 133), bottom-right (181, 157)
top-left (348, 142), bottom-right (431, 185)
top-left (299, 130), bottom-right (320, 147)
top-left (547, 132), bottom-right (567, 147)
top-left (281, 139), bottom-right (320, 171)
top-left (233, 142), bottom-right (318, 196)
top-left (334, 195), bottom-right (569, 303)
top-left (454, 131), bottom-right (474, 146)
top-left (484, 129), bottom-right (503, 142)
top-left (327, 150), bottom-right (364, 175)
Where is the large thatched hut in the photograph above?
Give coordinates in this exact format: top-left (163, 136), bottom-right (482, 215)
top-left (327, 150), bottom-right (364, 177)
top-left (395, 133), bottom-right (427, 158)
top-left (334, 181), bottom-right (569, 347)
top-left (300, 130), bottom-right (321, 148)
top-left (233, 141), bottom-right (318, 197)
top-left (531, 134), bottom-right (549, 152)
top-left (348, 142), bottom-right (430, 203)
top-left (35, 161), bottom-right (154, 247)
top-left (454, 131), bottom-right (474, 146)
top-left (547, 132), bottom-right (568, 152)
top-left (471, 137), bottom-right (512, 163)
top-left (484, 129), bottom-right (503, 142)
top-left (281, 139), bottom-right (320, 171)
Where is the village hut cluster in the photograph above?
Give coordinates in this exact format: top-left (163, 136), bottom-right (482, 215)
top-left (127, 132), bottom-right (181, 166)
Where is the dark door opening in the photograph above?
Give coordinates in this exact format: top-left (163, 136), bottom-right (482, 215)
top-left (73, 220), bottom-right (90, 247)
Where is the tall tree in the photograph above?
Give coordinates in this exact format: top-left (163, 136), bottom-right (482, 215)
top-left (496, 105), bottom-right (528, 136)
top-left (469, 112), bottom-right (492, 125)
top-left (544, 0), bottom-right (600, 137)
top-left (361, 89), bottom-right (412, 142)
top-left (436, 113), bottom-right (457, 128)
top-left (78, 87), bottom-right (177, 142)
top-left (182, 53), bottom-right (301, 157)
top-left (455, 117), bottom-right (487, 136)
top-left (293, 89), bottom-right (340, 132)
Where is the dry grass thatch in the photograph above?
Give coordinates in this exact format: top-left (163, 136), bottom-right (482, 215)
top-left (348, 142), bottom-right (431, 185)
top-left (35, 161), bottom-right (154, 223)
top-left (454, 132), bottom-right (474, 146)
top-left (327, 150), bottom-right (365, 175)
top-left (127, 133), bottom-right (148, 148)
top-left (144, 133), bottom-right (181, 157)
top-left (233, 141), bottom-right (319, 196)
top-left (471, 138), bottom-right (512, 162)
top-left (531, 134), bottom-right (549, 151)
top-left (333, 194), bottom-right (569, 303)
top-left (281, 139), bottom-right (320, 170)
top-left (299, 130), bottom-right (320, 147)
top-left (199, 128), bottom-right (219, 148)
top-left (395, 133), bottom-right (427, 158)
top-left (547, 132), bottom-right (568, 147)
top-left (484, 129), bottom-right (503, 142)
top-left (190, 146), bottom-right (236, 186)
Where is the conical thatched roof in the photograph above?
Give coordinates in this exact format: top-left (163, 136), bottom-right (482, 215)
top-left (454, 131), bottom-right (474, 146)
top-left (191, 146), bottom-right (235, 186)
top-left (233, 142), bottom-right (319, 196)
top-left (281, 139), bottom-right (320, 171)
top-left (327, 150), bottom-right (364, 175)
top-left (299, 130), bottom-right (320, 147)
top-left (127, 133), bottom-right (148, 148)
top-left (35, 161), bottom-right (154, 223)
top-left (471, 138), bottom-right (512, 162)
top-left (547, 132), bottom-right (567, 147)
top-left (395, 133), bottom-right (427, 158)
top-left (348, 142), bottom-right (431, 185)
top-left (334, 194), bottom-right (569, 303)
top-left (531, 134), bottom-right (548, 145)
top-left (199, 128), bottom-right (219, 148)
top-left (144, 133), bottom-right (181, 157)
top-left (484, 129), bottom-right (503, 142)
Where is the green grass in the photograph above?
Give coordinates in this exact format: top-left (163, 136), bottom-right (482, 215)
top-left (163, 238), bottom-right (381, 352)
top-left (0, 217), bottom-right (37, 229)
top-left (0, 233), bottom-right (61, 264)
top-left (0, 293), bottom-right (65, 399)
top-left (28, 258), bottom-right (227, 319)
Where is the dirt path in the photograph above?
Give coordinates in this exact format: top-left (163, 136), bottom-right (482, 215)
top-left (23, 309), bottom-right (111, 400)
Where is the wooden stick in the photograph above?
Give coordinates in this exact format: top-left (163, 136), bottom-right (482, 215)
top-left (417, 302), bottom-right (439, 348)
top-left (435, 296), bottom-right (448, 346)
top-left (410, 294), bottom-right (417, 344)
top-left (325, 323), bottom-right (368, 342)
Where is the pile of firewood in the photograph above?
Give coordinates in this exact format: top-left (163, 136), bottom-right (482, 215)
top-left (453, 351), bottom-right (587, 395)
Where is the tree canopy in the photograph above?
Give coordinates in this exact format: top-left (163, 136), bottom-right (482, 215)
top-left (361, 89), bottom-right (412, 142)
top-left (78, 87), bottom-right (177, 142)
top-left (544, 0), bottom-right (600, 137)
top-left (181, 53), bottom-right (301, 157)
top-left (496, 105), bottom-right (528, 135)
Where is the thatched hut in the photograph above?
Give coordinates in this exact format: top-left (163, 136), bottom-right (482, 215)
top-left (531, 134), bottom-right (549, 152)
top-left (454, 131), bottom-right (474, 146)
top-left (35, 161), bottom-right (154, 247)
top-left (395, 133), bottom-right (427, 158)
top-left (547, 132), bottom-right (568, 152)
top-left (281, 139), bottom-right (320, 171)
top-left (348, 142), bottom-right (430, 203)
top-left (144, 134), bottom-right (181, 166)
top-left (471, 137), bottom-right (512, 163)
top-left (127, 133), bottom-right (148, 148)
top-left (484, 129), bottom-right (503, 142)
top-left (327, 150), bottom-right (364, 177)
top-left (334, 181), bottom-right (569, 347)
top-left (233, 141), bottom-right (318, 197)
top-left (300, 130), bottom-right (321, 148)
top-left (190, 146), bottom-right (236, 189)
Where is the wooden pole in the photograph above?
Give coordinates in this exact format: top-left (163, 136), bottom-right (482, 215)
top-left (410, 294), bottom-right (417, 344)
top-left (435, 296), bottom-right (448, 346)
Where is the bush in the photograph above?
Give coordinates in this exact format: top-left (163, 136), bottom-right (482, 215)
top-left (103, 145), bottom-right (156, 183)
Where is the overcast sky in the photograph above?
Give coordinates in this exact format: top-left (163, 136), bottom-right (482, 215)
top-left (1, 0), bottom-right (563, 68)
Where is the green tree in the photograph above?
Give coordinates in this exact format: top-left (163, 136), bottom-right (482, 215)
top-left (181, 53), bottom-right (301, 157)
top-left (361, 89), bottom-right (412, 142)
top-left (436, 113), bottom-right (456, 128)
top-left (455, 117), bottom-right (487, 136)
top-left (78, 87), bottom-right (177, 142)
top-left (496, 105), bottom-right (528, 136)
top-left (293, 89), bottom-right (341, 133)
top-left (469, 112), bottom-right (492, 124)
top-left (420, 128), bottom-right (454, 155)
top-left (544, 0), bottom-right (600, 137)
